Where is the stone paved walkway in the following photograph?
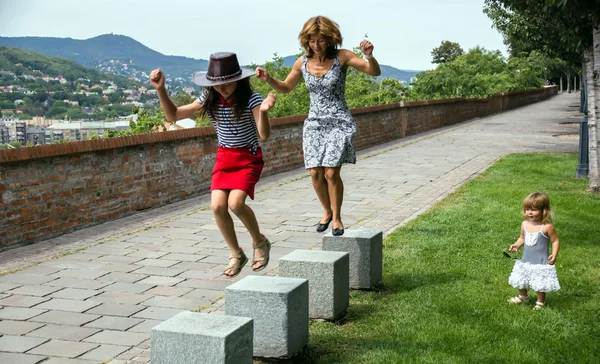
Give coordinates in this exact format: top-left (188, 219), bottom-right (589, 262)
top-left (0, 93), bottom-right (580, 363)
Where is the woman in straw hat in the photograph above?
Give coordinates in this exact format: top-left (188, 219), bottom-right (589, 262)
top-left (150, 52), bottom-right (276, 277)
top-left (256, 15), bottom-right (381, 236)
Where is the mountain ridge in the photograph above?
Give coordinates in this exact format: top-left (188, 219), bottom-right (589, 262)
top-left (0, 34), bottom-right (419, 84)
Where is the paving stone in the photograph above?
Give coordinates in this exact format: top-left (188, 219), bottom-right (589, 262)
top-left (50, 269), bottom-right (110, 281)
top-left (0, 294), bottom-right (51, 308)
top-left (160, 245), bottom-right (203, 255)
top-left (0, 307), bottom-right (47, 320)
top-left (169, 261), bottom-right (219, 271)
top-left (126, 250), bottom-right (169, 259)
top-left (41, 358), bottom-right (97, 364)
top-left (144, 286), bottom-right (193, 297)
top-left (49, 288), bottom-right (101, 300)
top-left (133, 259), bottom-right (179, 268)
top-left (26, 324), bottom-right (101, 341)
top-left (175, 279), bottom-right (231, 290)
top-left (0, 282), bottom-right (21, 292)
top-left (96, 263), bottom-right (141, 273)
top-left (62, 253), bottom-right (103, 261)
top-left (43, 278), bottom-right (113, 290)
top-left (141, 295), bottom-right (208, 310)
top-left (29, 311), bottom-right (100, 326)
top-left (135, 276), bottom-right (185, 286)
top-left (83, 330), bottom-right (150, 346)
top-left (197, 255), bottom-right (228, 265)
top-left (0, 274), bottom-right (56, 285)
top-left (115, 346), bottom-right (146, 360)
top-left (126, 319), bottom-right (162, 334)
top-left (103, 282), bottom-right (155, 294)
top-left (38, 260), bottom-right (104, 270)
top-left (86, 303), bottom-right (146, 317)
top-left (127, 236), bottom-right (170, 244)
top-left (34, 298), bottom-right (102, 313)
top-left (20, 266), bottom-right (66, 276)
top-left (97, 255), bottom-right (142, 264)
top-left (132, 307), bottom-right (185, 320)
top-left (91, 292), bottom-right (153, 305)
top-left (160, 253), bottom-right (207, 262)
top-left (100, 272), bottom-right (149, 283)
top-left (182, 288), bottom-right (224, 301)
top-left (27, 339), bottom-right (100, 358)
top-left (84, 247), bottom-right (135, 256)
top-left (129, 266), bottom-right (185, 277)
top-left (0, 352), bottom-right (48, 364)
top-left (0, 320), bottom-right (45, 335)
top-left (84, 316), bottom-right (143, 331)
top-left (177, 269), bottom-right (223, 280)
top-left (0, 334), bottom-right (49, 353)
top-left (8, 285), bottom-right (63, 297)
top-left (78, 344), bottom-right (130, 361)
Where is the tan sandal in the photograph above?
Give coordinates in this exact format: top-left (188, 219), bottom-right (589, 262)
top-left (508, 295), bottom-right (529, 304)
top-left (252, 237), bottom-right (271, 272)
top-left (223, 250), bottom-right (248, 278)
top-left (533, 301), bottom-right (545, 310)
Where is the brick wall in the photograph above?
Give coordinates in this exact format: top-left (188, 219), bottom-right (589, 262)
top-left (0, 87), bottom-right (557, 250)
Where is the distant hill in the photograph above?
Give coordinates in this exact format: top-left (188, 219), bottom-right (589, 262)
top-left (0, 34), bottom-right (419, 85)
top-left (281, 55), bottom-right (420, 84)
top-left (0, 46), bottom-right (142, 89)
top-left (0, 34), bottom-right (208, 82)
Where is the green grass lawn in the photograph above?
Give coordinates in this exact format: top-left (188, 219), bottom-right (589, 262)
top-left (307, 153), bottom-right (600, 364)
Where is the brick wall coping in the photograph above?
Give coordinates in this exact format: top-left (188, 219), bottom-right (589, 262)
top-left (0, 87), bottom-right (553, 164)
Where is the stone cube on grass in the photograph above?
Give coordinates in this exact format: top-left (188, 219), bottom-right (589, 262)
top-left (151, 311), bottom-right (253, 364)
top-left (322, 230), bottom-right (382, 289)
top-left (279, 249), bottom-right (349, 320)
top-left (225, 276), bottom-right (308, 359)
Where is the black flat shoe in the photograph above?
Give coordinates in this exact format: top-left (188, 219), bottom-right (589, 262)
top-left (316, 217), bottom-right (332, 232)
top-left (332, 228), bottom-right (345, 236)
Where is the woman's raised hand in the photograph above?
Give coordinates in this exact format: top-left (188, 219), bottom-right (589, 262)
top-left (359, 40), bottom-right (374, 57)
top-left (255, 67), bottom-right (270, 82)
top-left (150, 68), bottom-right (165, 90)
top-left (260, 93), bottom-right (277, 112)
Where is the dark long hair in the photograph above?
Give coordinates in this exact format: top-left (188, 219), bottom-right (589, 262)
top-left (199, 78), bottom-right (253, 122)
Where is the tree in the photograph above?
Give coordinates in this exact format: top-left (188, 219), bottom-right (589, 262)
top-left (408, 47), bottom-right (542, 100)
top-left (173, 91), bottom-right (194, 107)
top-left (484, 0), bottom-right (600, 191)
top-left (250, 53), bottom-right (310, 118)
top-left (1, 100), bottom-right (14, 109)
top-left (431, 41), bottom-right (464, 64)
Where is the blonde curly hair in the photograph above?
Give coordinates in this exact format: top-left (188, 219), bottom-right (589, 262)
top-left (298, 16), bottom-right (343, 58)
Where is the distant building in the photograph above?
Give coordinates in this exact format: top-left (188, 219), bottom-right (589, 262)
top-left (46, 120), bottom-right (131, 143)
top-left (2, 118), bottom-right (27, 144)
top-left (30, 116), bottom-right (56, 127)
top-left (26, 126), bottom-right (45, 146)
top-left (0, 122), bottom-right (9, 144)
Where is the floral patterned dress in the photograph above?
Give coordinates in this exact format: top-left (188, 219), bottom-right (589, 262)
top-left (301, 55), bottom-right (356, 169)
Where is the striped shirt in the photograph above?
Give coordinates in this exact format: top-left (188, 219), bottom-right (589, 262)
top-left (199, 91), bottom-right (263, 148)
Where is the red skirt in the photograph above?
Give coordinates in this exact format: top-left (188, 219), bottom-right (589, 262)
top-left (211, 146), bottom-right (264, 200)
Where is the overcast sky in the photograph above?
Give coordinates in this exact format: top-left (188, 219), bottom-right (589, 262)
top-left (0, 0), bottom-right (507, 71)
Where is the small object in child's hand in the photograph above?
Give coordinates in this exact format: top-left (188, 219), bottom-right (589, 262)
top-left (503, 250), bottom-right (518, 260)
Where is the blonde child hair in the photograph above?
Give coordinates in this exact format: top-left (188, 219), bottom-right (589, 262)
top-left (521, 192), bottom-right (553, 224)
